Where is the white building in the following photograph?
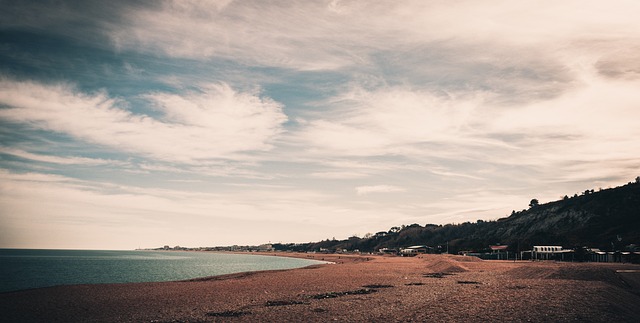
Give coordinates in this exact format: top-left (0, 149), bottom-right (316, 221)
top-left (400, 245), bottom-right (431, 256)
top-left (531, 245), bottom-right (571, 260)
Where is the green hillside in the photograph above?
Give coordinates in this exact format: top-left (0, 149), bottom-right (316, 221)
top-left (275, 178), bottom-right (640, 254)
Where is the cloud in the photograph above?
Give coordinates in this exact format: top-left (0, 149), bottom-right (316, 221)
top-left (293, 62), bottom-right (640, 187)
top-left (109, 1), bottom-right (360, 70)
top-left (310, 171), bottom-right (369, 180)
top-left (102, 1), bottom-right (640, 72)
top-left (0, 147), bottom-right (124, 166)
top-left (356, 185), bottom-right (405, 196)
top-left (0, 79), bottom-right (287, 163)
top-left (297, 86), bottom-right (484, 156)
top-left (486, 69), bottom-right (640, 161)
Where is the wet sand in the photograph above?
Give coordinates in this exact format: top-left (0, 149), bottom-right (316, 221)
top-left (1, 253), bottom-right (639, 322)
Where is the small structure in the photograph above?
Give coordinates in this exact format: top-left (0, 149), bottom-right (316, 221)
top-left (400, 245), bottom-right (431, 256)
top-left (531, 245), bottom-right (572, 260)
top-left (378, 248), bottom-right (397, 255)
top-left (489, 245), bottom-right (509, 260)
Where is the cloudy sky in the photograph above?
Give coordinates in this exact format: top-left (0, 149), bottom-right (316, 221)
top-left (1, 0), bottom-right (639, 249)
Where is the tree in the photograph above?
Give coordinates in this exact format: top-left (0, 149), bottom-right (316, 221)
top-left (389, 226), bottom-right (401, 234)
top-left (529, 199), bottom-right (539, 208)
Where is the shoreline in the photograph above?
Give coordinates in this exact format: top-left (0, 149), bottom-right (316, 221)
top-left (228, 250), bottom-right (374, 263)
top-left (1, 254), bottom-right (639, 322)
top-left (0, 249), bottom-right (334, 294)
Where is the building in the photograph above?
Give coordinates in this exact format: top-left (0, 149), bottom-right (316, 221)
top-left (400, 245), bottom-right (432, 256)
top-left (530, 245), bottom-right (572, 260)
top-left (378, 248), bottom-right (397, 255)
top-left (489, 245), bottom-right (509, 260)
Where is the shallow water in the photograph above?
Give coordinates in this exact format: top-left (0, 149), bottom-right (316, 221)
top-left (0, 249), bottom-right (323, 292)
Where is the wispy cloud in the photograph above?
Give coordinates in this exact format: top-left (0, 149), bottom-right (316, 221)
top-left (0, 79), bottom-right (287, 163)
top-left (356, 185), bottom-right (406, 196)
top-left (293, 66), bottom-right (640, 184)
top-left (296, 87), bottom-right (483, 156)
top-left (310, 171), bottom-right (369, 180)
top-left (0, 147), bottom-right (125, 166)
top-left (105, 1), bottom-right (640, 72)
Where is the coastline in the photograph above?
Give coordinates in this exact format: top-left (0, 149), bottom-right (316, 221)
top-left (227, 250), bottom-right (371, 264)
top-left (0, 249), bottom-right (331, 294)
top-left (1, 254), bottom-right (639, 322)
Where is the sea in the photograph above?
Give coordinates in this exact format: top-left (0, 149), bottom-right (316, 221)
top-left (0, 249), bottom-right (325, 293)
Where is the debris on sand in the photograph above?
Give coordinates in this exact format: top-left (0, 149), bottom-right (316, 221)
top-left (205, 310), bottom-right (250, 317)
top-left (265, 300), bottom-right (307, 306)
top-left (457, 280), bottom-right (481, 284)
top-left (310, 289), bottom-right (377, 299)
top-left (362, 284), bottom-right (394, 288)
top-left (423, 272), bottom-right (454, 278)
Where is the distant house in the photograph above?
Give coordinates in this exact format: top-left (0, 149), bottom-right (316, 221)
top-left (490, 245), bottom-right (508, 252)
top-left (400, 245), bottom-right (432, 256)
top-left (587, 248), bottom-right (634, 263)
top-left (489, 245), bottom-right (509, 260)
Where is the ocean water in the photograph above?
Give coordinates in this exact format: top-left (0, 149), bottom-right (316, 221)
top-left (0, 249), bottom-right (324, 293)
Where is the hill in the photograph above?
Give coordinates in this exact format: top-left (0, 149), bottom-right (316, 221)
top-left (274, 178), bottom-right (640, 254)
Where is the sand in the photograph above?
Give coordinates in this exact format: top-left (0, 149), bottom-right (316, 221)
top-left (1, 253), bottom-right (639, 322)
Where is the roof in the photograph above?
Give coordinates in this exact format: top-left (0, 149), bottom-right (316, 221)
top-left (407, 245), bottom-right (430, 249)
top-left (490, 245), bottom-right (508, 251)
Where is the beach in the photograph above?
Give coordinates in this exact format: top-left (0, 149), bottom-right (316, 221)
top-left (1, 253), bottom-right (639, 322)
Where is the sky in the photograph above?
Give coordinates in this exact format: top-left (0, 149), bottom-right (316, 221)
top-left (1, 0), bottom-right (639, 250)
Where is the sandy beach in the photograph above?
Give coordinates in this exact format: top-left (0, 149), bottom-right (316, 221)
top-left (1, 253), bottom-right (639, 322)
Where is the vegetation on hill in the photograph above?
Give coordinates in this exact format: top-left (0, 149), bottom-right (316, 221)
top-left (274, 178), bottom-right (640, 254)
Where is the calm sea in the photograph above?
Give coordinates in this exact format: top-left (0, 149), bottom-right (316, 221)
top-left (0, 249), bottom-right (324, 293)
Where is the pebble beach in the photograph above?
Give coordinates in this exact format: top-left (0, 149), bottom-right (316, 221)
top-left (1, 253), bottom-right (639, 322)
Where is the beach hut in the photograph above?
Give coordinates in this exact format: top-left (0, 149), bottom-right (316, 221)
top-left (489, 245), bottom-right (509, 260)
